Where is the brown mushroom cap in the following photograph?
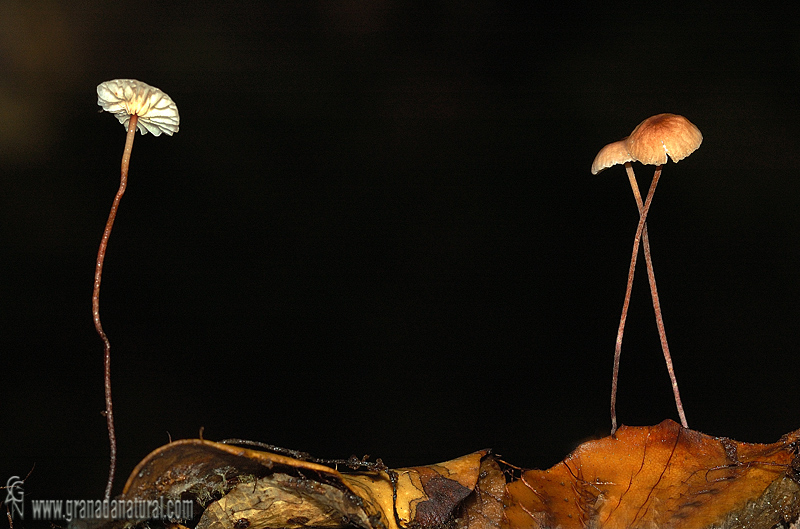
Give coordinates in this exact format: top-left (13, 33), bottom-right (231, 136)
top-left (591, 138), bottom-right (633, 175)
top-left (625, 113), bottom-right (702, 166)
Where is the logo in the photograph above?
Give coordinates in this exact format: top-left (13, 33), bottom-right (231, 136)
top-left (5, 476), bottom-right (24, 519)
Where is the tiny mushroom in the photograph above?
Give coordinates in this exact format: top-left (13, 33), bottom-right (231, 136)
top-left (97, 79), bottom-right (180, 136)
top-left (590, 138), bottom-right (632, 176)
top-left (94, 79), bottom-right (179, 499)
top-left (626, 113), bottom-right (702, 165)
top-left (592, 113), bottom-right (701, 434)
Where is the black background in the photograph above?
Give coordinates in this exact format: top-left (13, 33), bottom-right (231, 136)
top-left (2, 2), bottom-right (800, 509)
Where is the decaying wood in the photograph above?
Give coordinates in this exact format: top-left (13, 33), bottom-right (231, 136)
top-left (197, 473), bottom-right (371, 529)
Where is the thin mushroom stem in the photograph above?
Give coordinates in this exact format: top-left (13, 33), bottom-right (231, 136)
top-left (623, 163), bottom-right (688, 430)
top-left (644, 238), bottom-right (689, 429)
top-left (92, 113), bottom-right (138, 499)
top-left (621, 163), bottom-right (688, 430)
top-left (611, 164), bottom-right (661, 435)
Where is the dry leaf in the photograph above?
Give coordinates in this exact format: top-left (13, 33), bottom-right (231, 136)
top-left (77, 422), bottom-right (799, 529)
top-left (80, 439), bottom-right (489, 529)
top-left (456, 455), bottom-right (507, 529)
top-left (504, 420), bottom-right (800, 529)
top-left (340, 450), bottom-right (486, 529)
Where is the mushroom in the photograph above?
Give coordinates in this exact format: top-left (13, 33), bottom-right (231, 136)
top-left (590, 138), bottom-right (632, 175)
top-left (592, 113), bottom-right (702, 434)
top-left (94, 79), bottom-right (179, 498)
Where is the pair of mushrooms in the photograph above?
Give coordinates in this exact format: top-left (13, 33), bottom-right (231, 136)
top-left (95, 79), bottom-right (179, 498)
top-left (92, 85), bottom-right (699, 495)
top-left (592, 113), bottom-right (702, 434)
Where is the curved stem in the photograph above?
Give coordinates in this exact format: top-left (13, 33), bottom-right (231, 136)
top-left (93, 114), bottom-right (138, 499)
top-left (611, 164), bottom-right (661, 435)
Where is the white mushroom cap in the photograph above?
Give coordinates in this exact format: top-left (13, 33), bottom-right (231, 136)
top-left (97, 79), bottom-right (179, 136)
top-left (591, 138), bottom-right (633, 175)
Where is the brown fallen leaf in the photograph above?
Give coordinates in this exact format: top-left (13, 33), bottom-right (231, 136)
top-left (504, 420), bottom-right (800, 529)
top-left (79, 439), bottom-right (489, 529)
top-left (340, 450), bottom-right (485, 529)
top-left (456, 454), bottom-right (507, 529)
top-left (77, 422), bottom-right (799, 529)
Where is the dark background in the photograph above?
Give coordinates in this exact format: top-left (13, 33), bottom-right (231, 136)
top-left (2, 1), bottom-right (800, 510)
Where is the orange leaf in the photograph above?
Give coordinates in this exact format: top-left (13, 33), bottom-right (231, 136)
top-left (81, 423), bottom-right (799, 529)
top-left (504, 420), bottom-right (800, 529)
